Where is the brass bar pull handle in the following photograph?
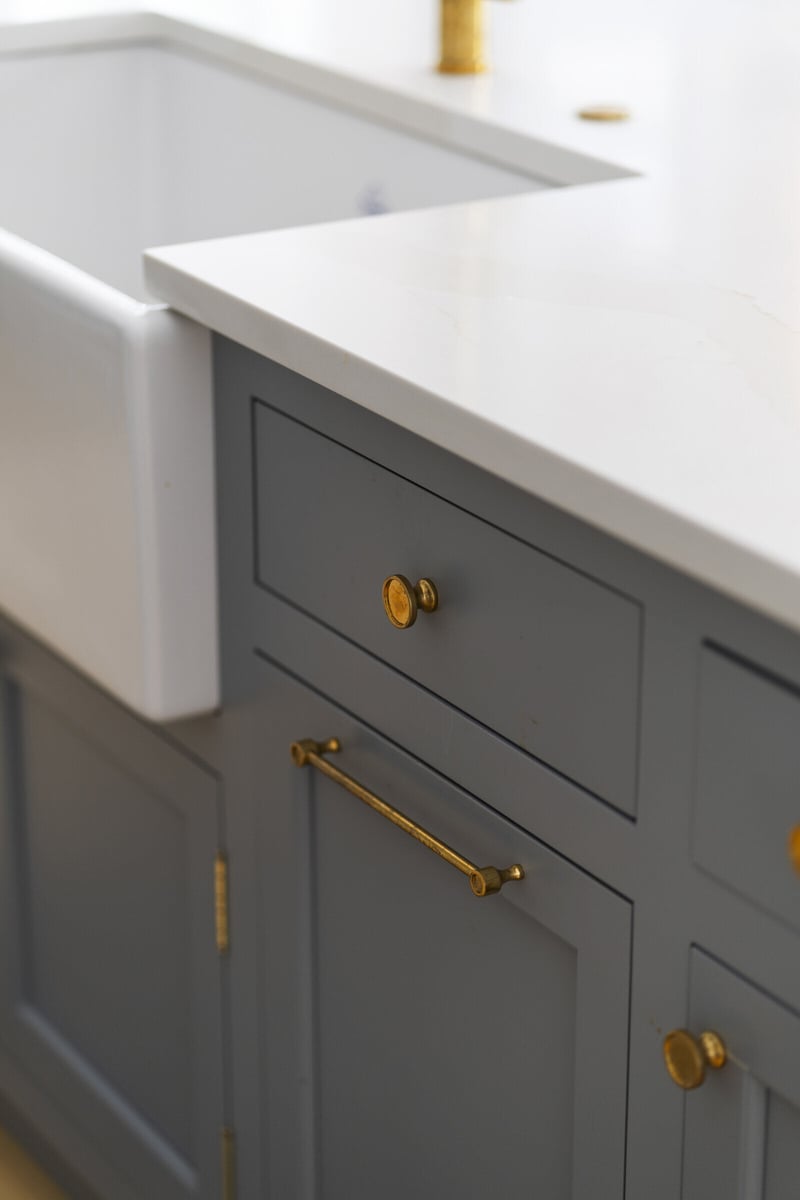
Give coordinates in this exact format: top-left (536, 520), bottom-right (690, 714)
top-left (290, 738), bottom-right (524, 898)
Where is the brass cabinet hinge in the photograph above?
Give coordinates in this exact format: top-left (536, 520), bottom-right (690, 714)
top-left (221, 1126), bottom-right (236, 1200)
top-left (215, 853), bottom-right (230, 955)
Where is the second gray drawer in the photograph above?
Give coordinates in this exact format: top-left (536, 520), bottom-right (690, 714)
top-left (254, 401), bottom-right (641, 813)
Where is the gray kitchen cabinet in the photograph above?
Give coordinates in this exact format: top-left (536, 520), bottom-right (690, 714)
top-left (6, 336), bottom-right (800, 1200)
top-left (252, 655), bottom-right (631, 1200)
top-left (215, 340), bottom-right (800, 1200)
top-left (679, 949), bottom-right (800, 1200)
top-left (0, 625), bottom-right (228, 1200)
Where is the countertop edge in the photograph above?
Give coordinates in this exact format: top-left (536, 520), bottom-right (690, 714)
top-left (144, 248), bottom-right (800, 639)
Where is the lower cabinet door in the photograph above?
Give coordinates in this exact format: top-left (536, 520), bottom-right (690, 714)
top-left (679, 948), bottom-right (800, 1200)
top-left (255, 658), bottom-right (631, 1200)
top-left (0, 646), bottom-right (226, 1200)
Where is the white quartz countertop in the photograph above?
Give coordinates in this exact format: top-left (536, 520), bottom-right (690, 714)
top-left (10, 0), bottom-right (800, 632)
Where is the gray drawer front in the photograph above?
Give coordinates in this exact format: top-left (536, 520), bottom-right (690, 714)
top-left (254, 402), bottom-right (641, 813)
top-left (693, 647), bottom-right (800, 930)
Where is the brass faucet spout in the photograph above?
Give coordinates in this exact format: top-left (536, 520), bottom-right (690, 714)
top-left (438, 0), bottom-right (486, 74)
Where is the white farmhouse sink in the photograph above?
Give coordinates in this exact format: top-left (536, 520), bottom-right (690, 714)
top-left (0, 16), bottom-right (548, 719)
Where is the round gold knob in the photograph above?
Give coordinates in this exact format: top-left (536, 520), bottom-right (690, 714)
top-left (788, 825), bottom-right (800, 873)
top-left (663, 1029), bottom-right (727, 1090)
top-left (382, 575), bottom-right (438, 629)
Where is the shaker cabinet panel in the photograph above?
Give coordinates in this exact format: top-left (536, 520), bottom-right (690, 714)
top-left (254, 656), bottom-right (631, 1200)
top-left (693, 646), bottom-right (800, 932)
top-left (763, 1094), bottom-right (800, 1199)
top-left (0, 643), bottom-right (226, 1200)
top-left (680, 948), bottom-right (800, 1200)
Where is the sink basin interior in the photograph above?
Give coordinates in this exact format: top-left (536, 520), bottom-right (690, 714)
top-left (0, 38), bottom-right (548, 301)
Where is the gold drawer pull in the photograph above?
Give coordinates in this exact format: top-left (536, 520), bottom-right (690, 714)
top-left (382, 575), bottom-right (438, 629)
top-left (663, 1029), bottom-right (727, 1090)
top-left (290, 737), bottom-right (524, 898)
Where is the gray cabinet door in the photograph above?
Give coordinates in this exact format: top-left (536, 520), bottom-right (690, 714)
top-left (682, 949), bottom-right (800, 1200)
top-left (254, 656), bottom-right (631, 1200)
top-left (0, 640), bottom-right (226, 1200)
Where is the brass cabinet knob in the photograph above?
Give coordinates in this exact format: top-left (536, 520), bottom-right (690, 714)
top-left (382, 575), bottom-right (438, 629)
top-left (788, 825), bottom-right (800, 873)
top-left (663, 1029), bottom-right (727, 1090)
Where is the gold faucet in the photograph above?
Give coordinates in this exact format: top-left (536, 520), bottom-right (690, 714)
top-left (438, 0), bottom-right (504, 74)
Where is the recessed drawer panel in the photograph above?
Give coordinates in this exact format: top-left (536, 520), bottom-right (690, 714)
top-left (693, 646), bottom-right (800, 930)
top-left (254, 402), bottom-right (641, 813)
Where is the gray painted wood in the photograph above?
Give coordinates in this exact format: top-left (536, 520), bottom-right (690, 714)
top-left (763, 1092), bottom-right (800, 1200)
top-left (8, 333), bottom-right (800, 1200)
top-left (212, 335), bottom-right (800, 1200)
top-left (224, 339), bottom-right (800, 715)
top-left (0, 627), bottom-right (227, 1200)
top-left (253, 655), bottom-right (631, 1200)
top-left (207, 337), bottom-right (269, 1200)
top-left (683, 948), bottom-right (800, 1200)
top-left (253, 400), bottom-right (642, 815)
top-left (693, 646), bottom-right (800, 934)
